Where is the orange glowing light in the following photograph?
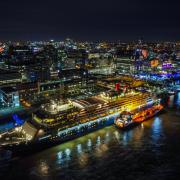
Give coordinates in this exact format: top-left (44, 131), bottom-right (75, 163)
top-left (0, 47), bottom-right (4, 53)
top-left (142, 49), bottom-right (148, 59)
top-left (150, 59), bottom-right (159, 67)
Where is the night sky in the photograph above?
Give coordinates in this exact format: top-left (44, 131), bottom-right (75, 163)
top-left (0, 0), bottom-right (179, 41)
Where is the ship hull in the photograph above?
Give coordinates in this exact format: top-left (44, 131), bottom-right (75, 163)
top-left (115, 121), bottom-right (139, 130)
top-left (3, 114), bottom-right (118, 157)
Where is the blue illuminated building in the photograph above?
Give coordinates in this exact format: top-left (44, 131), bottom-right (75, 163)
top-left (12, 114), bottom-right (24, 126)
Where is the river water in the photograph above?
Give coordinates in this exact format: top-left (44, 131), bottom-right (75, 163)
top-left (1, 92), bottom-right (180, 180)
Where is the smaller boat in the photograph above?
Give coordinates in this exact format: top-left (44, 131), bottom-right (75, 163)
top-left (114, 111), bottom-right (138, 129)
top-left (114, 99), bottom-right (163, 129)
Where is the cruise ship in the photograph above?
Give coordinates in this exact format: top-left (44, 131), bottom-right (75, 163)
top-left (114, 98), bottom-right (163, 129)
top-left (2, 92), bottom-right (161, 155)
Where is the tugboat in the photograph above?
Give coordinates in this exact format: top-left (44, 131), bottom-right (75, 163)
top-left (114, 98), bottom-right (163, 129)
top-left (114, 111), bottom-right (137, 129)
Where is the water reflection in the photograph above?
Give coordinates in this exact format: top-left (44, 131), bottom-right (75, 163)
top-left (132, 125), bottom-right (144, 143)
top-left (65, 148), bottom-right (71, 161)
top-left (36, 126), bottom-right (146, 171)
top-left (151, 117), bottom-right (163, 143)
top-left (57, 151), bottom-right (63, 164)
top-left (122, 131), bottom-right (133, 146)
top-left (78, 152), bottom-right (89, 167)
top-left (77, 144), bottom-right (82, 154)
top-left (114, 130), bottom-right (120, 143)
top-left (29, 125), bottom-right (148, 176)
top-left (87, 139), bottom-right (92, 151)
top-left (31, 160), bottom-right (50, 177)
top-left (96, 136), bottom-right (101, 146)
top-left (39, 161), bottom-right (49, 175)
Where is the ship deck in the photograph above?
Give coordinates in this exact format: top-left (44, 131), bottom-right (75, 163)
top-left (32, 92), bottom-right (150, 130)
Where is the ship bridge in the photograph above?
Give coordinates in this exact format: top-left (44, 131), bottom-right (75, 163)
top-left (41, 99), bottom-right (73, 115)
